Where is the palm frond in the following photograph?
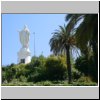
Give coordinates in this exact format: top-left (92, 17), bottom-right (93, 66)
top-left (49, 25), bottom-right (76, 56)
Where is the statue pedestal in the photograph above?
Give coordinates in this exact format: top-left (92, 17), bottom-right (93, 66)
top-left (17, 47), bottom-right (31, 64)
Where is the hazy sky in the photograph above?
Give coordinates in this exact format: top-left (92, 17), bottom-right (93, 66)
top-left (2, 14), bottom-right (67, 65)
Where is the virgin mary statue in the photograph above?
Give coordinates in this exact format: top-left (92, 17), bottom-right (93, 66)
top-left (19, 25), bottom-right (30, 48)
top-left (17, 25), bottom-right (31, 64)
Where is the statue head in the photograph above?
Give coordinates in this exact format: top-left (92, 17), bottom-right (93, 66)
top-left (24, 24), bottom-right (27, 29)
top-left (24, 24), bottom-right (30, 33)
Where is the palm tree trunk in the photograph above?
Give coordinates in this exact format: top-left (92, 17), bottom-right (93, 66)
top-left (66, 45), bottom-right (72, 84)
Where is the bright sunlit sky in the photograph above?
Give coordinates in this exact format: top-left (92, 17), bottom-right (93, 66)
top-left (2, 14), bottom-right (68, 65)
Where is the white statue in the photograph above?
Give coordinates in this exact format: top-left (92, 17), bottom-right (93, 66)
top-left (17, 25), bottom-right (31, 64)
top-left (19, 25), bottom-right (30, 48)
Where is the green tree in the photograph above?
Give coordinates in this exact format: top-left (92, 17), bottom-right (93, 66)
top-left (49, 25), bottom-right (76, 83)
top-left (45, 55), bottom-right (67, 81)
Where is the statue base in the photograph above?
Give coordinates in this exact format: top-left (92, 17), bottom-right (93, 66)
top-left (17, 47), bottom-right (31, 64)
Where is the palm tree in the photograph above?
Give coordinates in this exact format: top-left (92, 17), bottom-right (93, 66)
top-left (49, 25), bottom-right (76, 84)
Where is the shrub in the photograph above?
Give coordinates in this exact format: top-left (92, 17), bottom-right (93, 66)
top-left (31, 55), bottom-right (46, 67)
top-left (77, 76), bottom-right (92, 82)
top-left (5, 68), bottom-right (15, 82)
top-left (2, 71), bottom-right (6, 83)
top-left (45, 56), bottom-right (67, 81)
top-left (72, 76), bottom-right (97, 86)
top-left (88, 56), bottom-right (98, 82)
top-left (75, 56), bottom-right (89, 75)
top-left (75, 56), bottom-right (98, 82)
top-left (19, 75), bottom-right (27, 82)
top-left (27, 65), bottom-right (47, 82)
top-left (72, 68), bottom-right (81, 80)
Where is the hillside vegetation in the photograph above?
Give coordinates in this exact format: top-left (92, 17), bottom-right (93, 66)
top-left (2, 55), bottom-right (97, 86)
